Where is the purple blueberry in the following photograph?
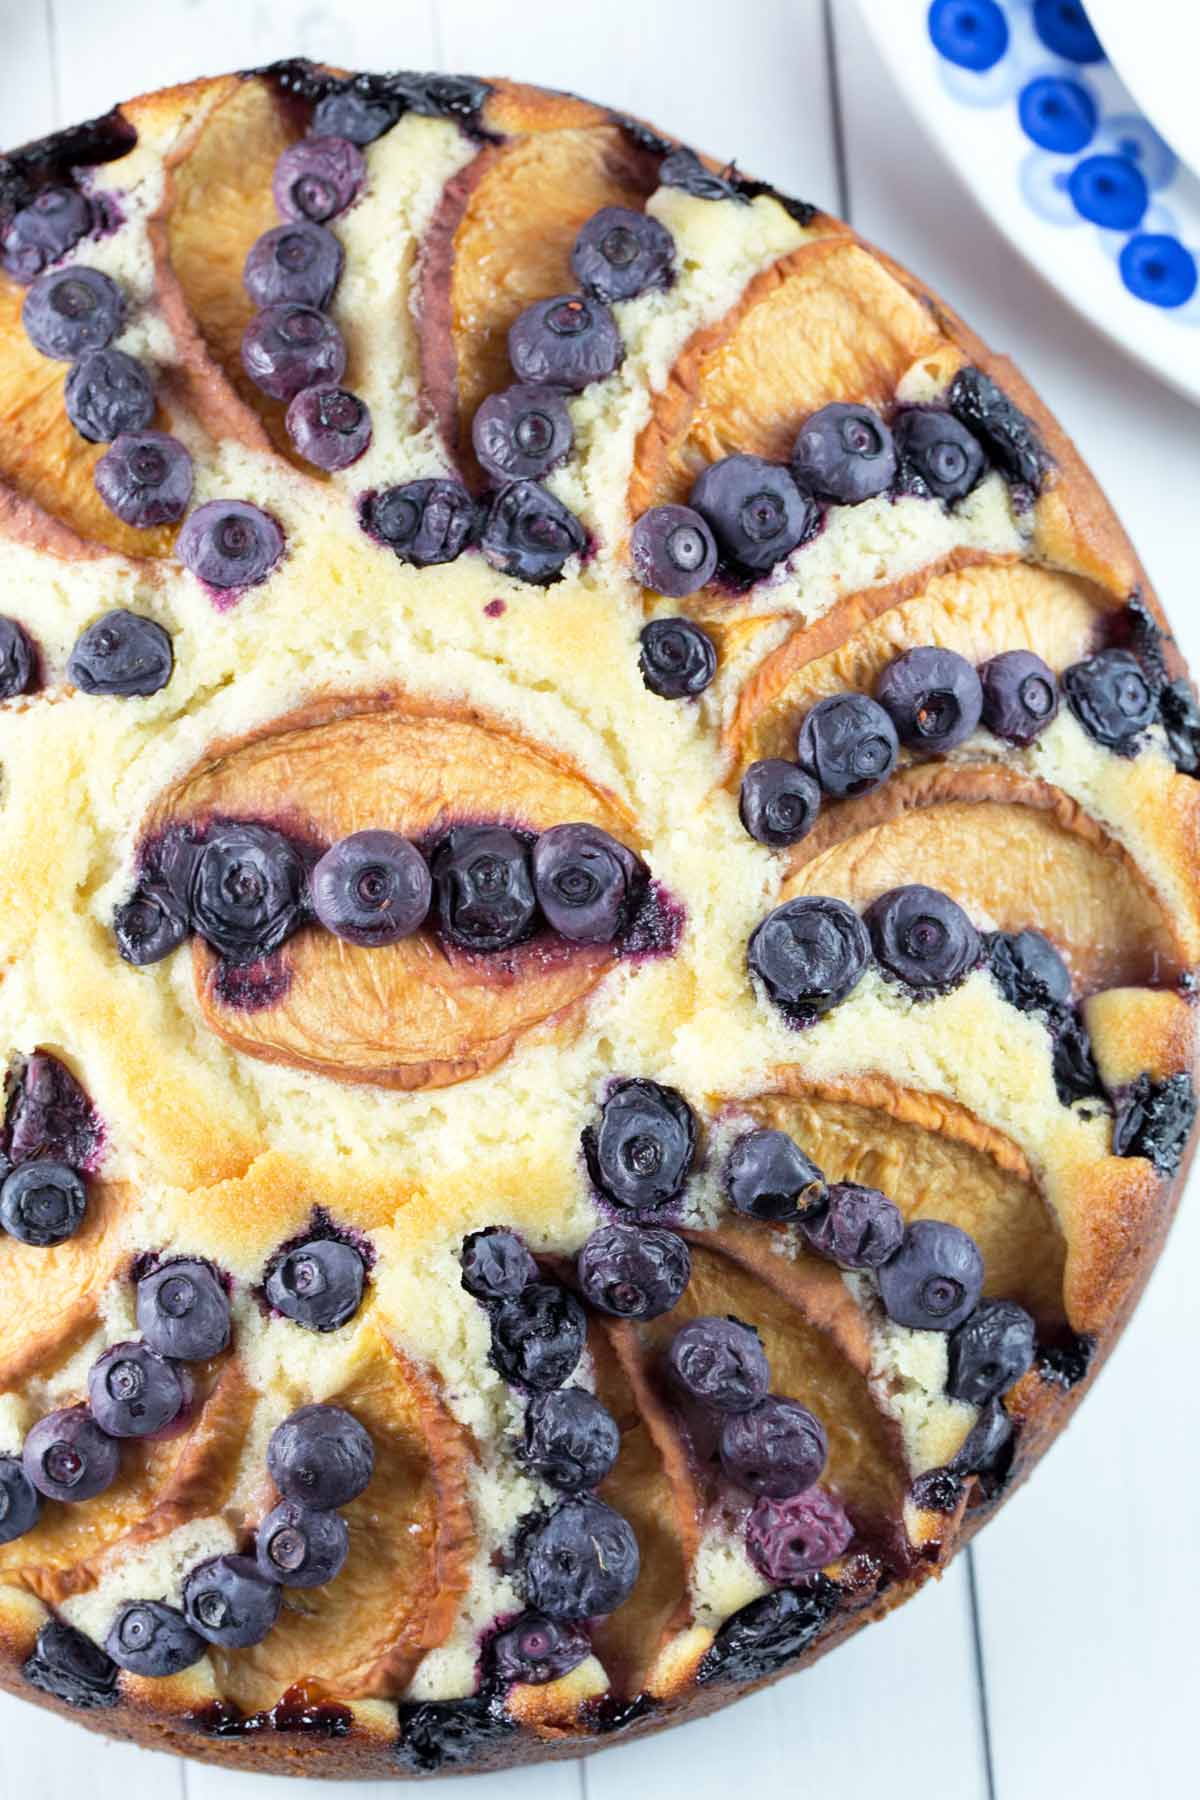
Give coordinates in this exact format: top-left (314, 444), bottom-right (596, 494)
top-left (531, 823), bottom-right (644, 944)
top-left (576, 1221), bottom-right (691, 1318)
top-left (1052, 1011), bottom-right (1103, 1106)
top-left (1111, 1072), bottom-right (1196, 1175)
top-left (877, 1219), bottom-right (984, 1331)
top-left (22, 1405), bottom-right (119, 1502)
top-left (724, 1128), bottom-right (825, 1223)
top-left (894, 408), bottom-right (986, 501)
top-left (801, 1182), bottom-right (904, 1269)
top-left (241, 302), bottom-right (346, 401)
top-left (286, 385), bottom-right (372, 469)
top-left (177, 499), bottom-right (283, 591)
top-left (432, 825), bottom-right (536, 953)
top-left (948, 1397), bottom-right (1015, 1486)
top-left (105, 1601), bottom-right (204, 1678)
top-left (137, 1259), bottom-right (230, 1361)
top-left (113, 884), bottom-right (188, 966)
top-left (797, 693), bottom-right (898, 797)
top-left (490, 1282), bottom-right (586, 1390)
top-left (65, 348), bottom-right (155, 443)
top-left (273, 135), bottom-right (365, 223)
top-left (738, 759), bottom-right (821, 847)
top-left (68, 610), bottom-right (173, 697)
top-left (690, 454), bottom-right (815, 573)
top-left (461, 1228), bottom-right (538, 1302)
top-left (745, 1485), bottom-right (853, 1581)
top-left (508, 293), bottom-right (623, 392)
top-left (986, 928), bottom-right (1072, 1013)
top-left (667, 1316), bottom-right (770, 1413)
top-left (396, 1698), bottom-right (514, 1774)
top-left (267, 1403), bottom-right (374, 1509)
top-left (747, 895), bottom-right (870, 1015)
top-left (6, 1050), bottom-right (98, 1168)
top-left (22, 1621), bottom-right (117, 1710)
top-left (487, 1612), bottom-right (591, 1686)
top-left (88, 1341), bottom-right (188, 1438)
top-left (94, 431), bottom-right (194, 527)
top-left (311, 830), bottom-right (430, 946)
top-left (522, 1388), bottom-right (621, 1491)
top-left (0, 617), bottom-right (35, 699)
top-left (522, 1497), bottom-right (640, 1618)
top-left (256, 1497), bottom-right (349, 1587)
top-left (265, 1238), bottom-right (365, 1332)
top-left (1063, 649), bottom-right (1156, 752)
top-left (948, 365), bottom-right (1047, 493)
top-left (791, 401), bottom-right (896, 504)
top-left (480, 480), bottom-right (586, 585)
top-left (311, 87), bottom-right (400, 144)
top-left (0, 1455), bottom-right (40, 1544)
top-left (863, 884), bottom-right (980, 993)
top-left (188, 822), bottom-right (305, 964)
top-left (875, 646), bottom-right (983, 752)
top-left (947, 1299), bottom-right (1036, 1405)
top-left (364, 479), bottom-right (476, 567)
top-left (630, 504), bottom-right (717, 599)
top-left (638, 616), bottom-right (717, 698)
top-left (571, 205), bottom-right (674, 302)
top-left (472, 384), bottom-right (573, 484)
top-left (0, 1161), bottom-right (87, 1246)
top-left (2, 186), bottom-right (92, 282)
top-left (979, 648), bottom-right (1059, 744)
top-left (22, 266), bottom-right (122, 360)
top-left (720, 1396), bottom-right (827, 1498)
top-left (243, 221), bottom-right (344, 308)
top-left (582, 1078), bottom-right (697, 1212)
top-left (697, 1580), bottom-right (838, 1686)
top-left (183, 1553), bottom-right (282, 1648)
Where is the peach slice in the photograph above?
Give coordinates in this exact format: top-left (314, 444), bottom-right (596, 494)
top-left (210, 1328), bottom-right (473, 1711)
top-left (150, 692), bottom-right (641, 1090)
top-left (782, 763), bottom-right (1183, 994)
top-left (0, 1183), bottom-right (131, 1390)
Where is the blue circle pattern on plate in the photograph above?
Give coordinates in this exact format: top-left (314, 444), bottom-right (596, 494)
top-left (926, 0), bottom-right (1200, 318)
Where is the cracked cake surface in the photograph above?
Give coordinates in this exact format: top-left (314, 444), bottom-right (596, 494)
top-left (0, 59), bottom-right (1196, 1779)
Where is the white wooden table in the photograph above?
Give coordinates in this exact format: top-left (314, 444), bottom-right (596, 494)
top-left (1, 2), bottom-right (1196, 1794)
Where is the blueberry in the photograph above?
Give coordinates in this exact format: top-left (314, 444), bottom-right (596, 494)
top-left (472, 383), bottom-right (573, 485)
top-left (241, 302), bottom-right (346, 401)
top-left (978, 649), bottom-right (1059, 744)
top-left (877, 1219), bottom-right (984, 1331)
top-left (690, 454), bottom-right (815, 573)
top-left (88, 1341), bottom-right (188, 1438)
top-left (432, 825), bottom-right (536, 953)
top-left (486, 1611), bottom-right (591, 1685)
top-left (396, 1697), bottom-right (515, 1773)
top-left (508, 293), bottom-right (623, 391)
top-left (68, 609), bottom-right (173, 698)
top-left (629, 504), bottom-right (718, 599)
top-left (311, 87), bottom-right (400, 144)
top-left (875, 646), bottom-right (983, 751)
top-left (65, 349), bottom-right (155, 444)
top-left (265, 1238), bottom-right (365, 1332)
top-left (666, 1316), bottom-right (770, 1412)
top-left (522, 1497), bottom-right (640, 1618)
top-left (243, 221), bottom-right (344, 308)
top-left (267, 1403), bottom-right (374, 1509)
top-left (256, 1497), bottom-right (349, 1586)
top-left (947, 366), bottom-right (1046, 492)
top-left (797, 693), bottom-right (898, 797)
top-left (0, 617), bottom-right (36, 698)
top-left (364, 479), bottom-right (476, 568)
top-left (1, 186), bottom-right (91, 282)
top-left (724, 1128), bottom-right (825, 1223)
top-left (801, 1182), bottom-right (904, 1269)
top-left (658, 147), bottom-right (745, 202)
top-left (183, 1553), bottom-right (282, 1648)
top-left (22, 1405), bottom-right (119, 1502)
top-left (893, 408), bottom-right (986, 501)
top-left (947, 1299), bottom-right (1036, 1405)
top-left (5, 1050), bottom-right (97, 1168)
top-left (1112, 1072), bottom-right (1197, 1176)
top-left (286, 385), bottom-right (372, 470)
top-left (719, 1396), bottom-right (827, 1498)
top-left (480, 481), bottom-right (586, 585)
top-left (0, 1161), bottom-right (87, 1246)
top-left (791, 402), bottom-right (896, 504)
top-left (531, 823), bottom-right (644, 944)
top-left (0, 1454), bottom-right (40, 1544)
top-left (94, 431), bottom-right (194, 528)
top-left (137, 1259), bottom-right (231, 1360)
top-left (864, 885), bottom-right (980, 993)
top-left (582, 1078), bottom-right (697, 1212)
top-left (948, 1397), bottom-right (1015, 1489)
top-left (113, 883), bottom-right (189, 966)
top-left (22, 1621), bottom-right (118, 1710)
top-left (638, 617), bottom-right (717, 698)
top-left (311, 830), bottom-right (430, 946)
top-left (461, 1227), bottom-right (538, 1303)
top-left (1158, 677), bottom-right (1200, 775)
top-left (746, 1485), bottom-right (853, 1581)
top-left (273, 136), bottom-right (365, 223)
top-left (1051, 1010), bottom-right (1103, 1106)
top-left (188, 822), bottom-right (305, 965)
top-left (571, 205), bottom-right (674, 302)
top-left (747, 895), bottom-right (870, 1015)
top-left (177, 499), bottom-right (284, 591)
top-left (490, 1282), bottom-right (586, 1390)
top-left (1063, 649), bottom-right (1156, 752)
top-left (697, 1578), bottom-right (839, 1686)
top-left (105, 1601), bottom-right (204, 1677)
top-left (576, 1222), bottom-right (691, 1318)
top-left (986, 928), bottom-right (1071, 1013)
top-left (522, 1387), bottom-right (621, 1490)
top-left (22, 266), bottom-right (122, 360)
top-left (739, 759), bottom-right (821, 847)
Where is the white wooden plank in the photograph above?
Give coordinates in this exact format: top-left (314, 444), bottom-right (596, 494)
top-left (2, 0), bottom-right (56, 144)
top-left (0, 1686), bottom-right (186, 1799)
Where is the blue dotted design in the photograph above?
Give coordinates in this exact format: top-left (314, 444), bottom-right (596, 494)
top-left (1068, 154), bottom-right (1148, 229)
top-left (1119, 234), bottom-right (1199, 308)
top-left (1031, 0), bottom-right (1105, 63)
top-left (1018, 76), bottom-right (1096, 153)
top-left (927, 0), bottom-right (1009, 71)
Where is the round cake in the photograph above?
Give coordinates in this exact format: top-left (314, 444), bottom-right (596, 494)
top-left (0, 59), bottom-right (1196, 1780)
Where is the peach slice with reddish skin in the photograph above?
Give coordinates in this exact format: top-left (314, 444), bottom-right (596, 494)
top-left (0, 1182), bottom-right (131, 1390)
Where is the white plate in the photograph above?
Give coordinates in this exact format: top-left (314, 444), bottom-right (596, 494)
top-left (855, 0), bottom-right (1200, 405)
top-left (1086, 0), bottom-right (1200, 178)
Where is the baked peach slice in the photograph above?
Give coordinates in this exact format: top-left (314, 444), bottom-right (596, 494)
top-left (0, 1181), bottom-right (131, 1390)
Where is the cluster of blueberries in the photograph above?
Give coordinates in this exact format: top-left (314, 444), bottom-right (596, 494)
top-left (114, 814), bottom-right (647, 970)
top-left (0, 1050), bottom-right (99, 1249)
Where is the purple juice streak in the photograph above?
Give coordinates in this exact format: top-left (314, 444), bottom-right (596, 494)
top-left (483, 598), bottom-right (506, 617)
top-left (212, 953), bottom-right (294, 1012)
